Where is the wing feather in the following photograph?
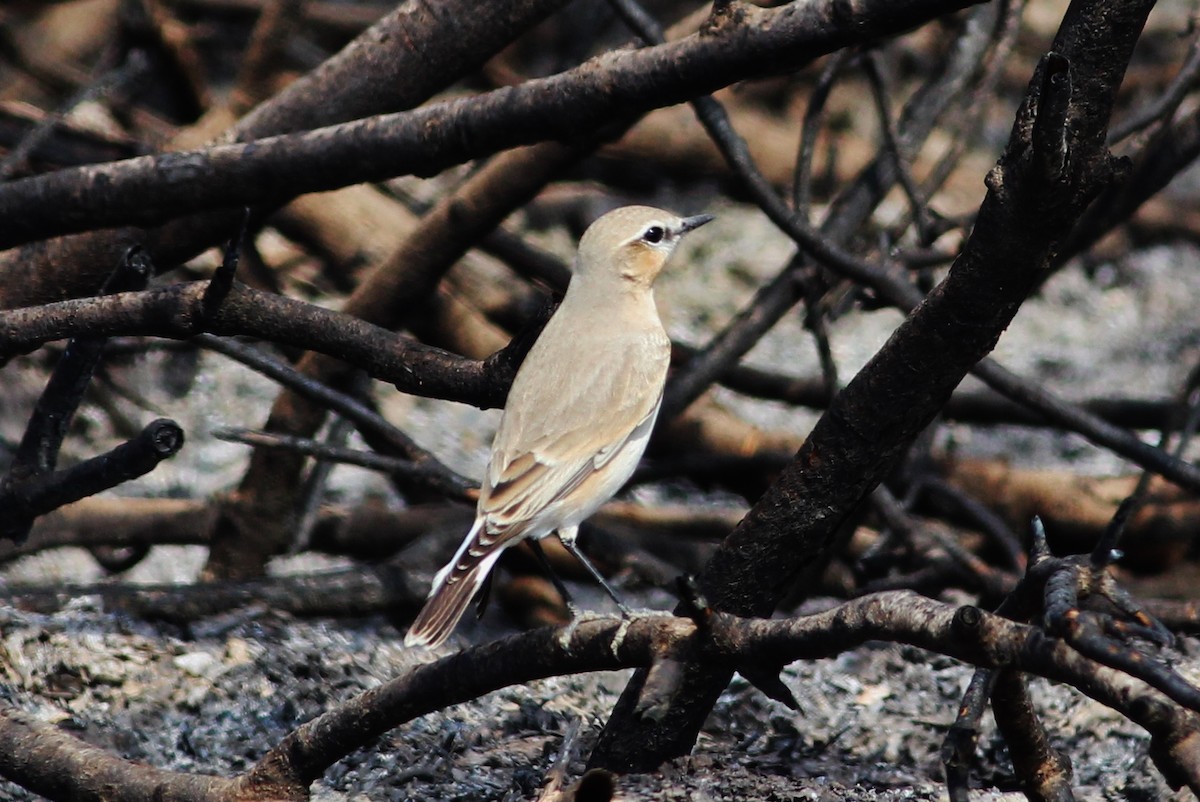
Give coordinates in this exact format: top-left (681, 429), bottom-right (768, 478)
top-left (478, 318), bottom-right (669, 540)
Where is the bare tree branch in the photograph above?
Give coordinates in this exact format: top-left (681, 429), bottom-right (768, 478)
top-left (0, 0), bottom-right (984, 252)
top-left (235, 594), bottom-right (1200, 798)
top-left (0, 0), bottom-right (575, 309)
top-left (0, 280), bottom-right (514, 408)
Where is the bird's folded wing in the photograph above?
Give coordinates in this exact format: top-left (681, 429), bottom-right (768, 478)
top-left (476, 334), bottom-right (668, 543)
top-left (478, 403), bottom-right (658, 541)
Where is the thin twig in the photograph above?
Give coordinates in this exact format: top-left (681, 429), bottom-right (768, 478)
top-left (194, 334), bottom-right (474, 498)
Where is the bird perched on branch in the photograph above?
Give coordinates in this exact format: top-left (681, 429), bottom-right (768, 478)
top-left (405, 205), bottom-right (714, 649)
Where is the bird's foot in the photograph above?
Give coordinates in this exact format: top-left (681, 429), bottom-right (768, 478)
top-left (556, 607), bottom-right (621, 651)
top-left (617, 605), bottom-right (668, 619)
top-left (555, 605), bottom-right (671, 654)
top-left (549, 607), bottom-right (667, 657)
top-left (609, 608), bottom-right (673, 657)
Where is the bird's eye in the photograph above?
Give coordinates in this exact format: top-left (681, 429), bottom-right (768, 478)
top-left (643, 225), bottom-right (666, 243)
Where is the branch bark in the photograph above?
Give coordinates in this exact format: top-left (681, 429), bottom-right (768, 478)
top-left (0, 707), bottom-right (232, 802)
top-left (0, 0), bottom-right (574, 309)
top-left (0, 0), bottom-right (983, 255)
top-left (0, 280), bottom-right (514, 408)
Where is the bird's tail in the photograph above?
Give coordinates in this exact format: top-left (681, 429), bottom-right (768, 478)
top-left (405, 520), bottom-right (500, 649)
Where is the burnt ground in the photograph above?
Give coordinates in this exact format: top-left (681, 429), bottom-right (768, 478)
top-left (0, 594), bottom-right (1193, 802)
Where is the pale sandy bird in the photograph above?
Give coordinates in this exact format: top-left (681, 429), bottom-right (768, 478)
top-left (405, 205), bottom-right (713, 648)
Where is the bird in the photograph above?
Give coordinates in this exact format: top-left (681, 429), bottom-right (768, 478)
top-left (404, 205), bottom-right (714, 649)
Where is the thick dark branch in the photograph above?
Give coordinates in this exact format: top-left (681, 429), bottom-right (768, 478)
top-left (705, 0), bottom-right (1141, 641)
top-left (0, 281), bottom-right (512, 409)
top-left (0, 0), bottom-right (574, 309)
top-left (0, 0), bottom-right (983, 250)
top-left (0, 419), bottom-right (184, 541)
top-left (0, 708), bottom-right (231, 802)
top-left (229, 0), bottom-right (569, 139)
top-left (234, 593), bottom-right (1200, 797)
top-left (991, 670), bottom-right (1075, 802)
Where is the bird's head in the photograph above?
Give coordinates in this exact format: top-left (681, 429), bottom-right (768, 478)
top-left (575, 205), bottom-right (714, 288)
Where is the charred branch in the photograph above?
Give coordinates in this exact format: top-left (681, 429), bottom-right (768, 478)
top-left (0, 280), bottom-right (514, 409)
top-left (0, 0), bottom-right (984, 252)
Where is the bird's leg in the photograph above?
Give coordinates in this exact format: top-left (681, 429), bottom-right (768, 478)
top-left (557, 525), bottom-right (633, 617)
top-left (527, 537), bottom-right (581, 617)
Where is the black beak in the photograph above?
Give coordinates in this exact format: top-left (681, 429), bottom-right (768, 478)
top-left (676, 213), bottom-right (715, 235)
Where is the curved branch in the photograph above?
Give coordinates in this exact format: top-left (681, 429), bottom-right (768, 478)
top-left (0, 0), bottom-right (576, 310)
top-left (0, 707), bottom-right (232, 802)
top-left (0, 281), bottom-right (512, 409)
top-left (235, 593), bottom-right (1200, 797)
top-left (2, 593), bottom-right (1196, 800)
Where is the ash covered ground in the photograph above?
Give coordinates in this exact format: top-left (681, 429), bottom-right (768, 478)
top-left (3, 204), bottom-right (1200, 800)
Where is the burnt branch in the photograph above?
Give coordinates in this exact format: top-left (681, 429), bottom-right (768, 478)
top-left (0, 280), bottom-right (513, 409)
top-left (0, 707), bottom-right (232, 802)
top-left (0, 0), bottom-right (576, 309)
top-left (0, 419), bottom-right (184, 541)
top-left (990, 670), bottom-right (1076, 802)
top-left (234, 594), bottom-right (1200, 798)
top-left (0, 0), bottom-right (984, 251)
